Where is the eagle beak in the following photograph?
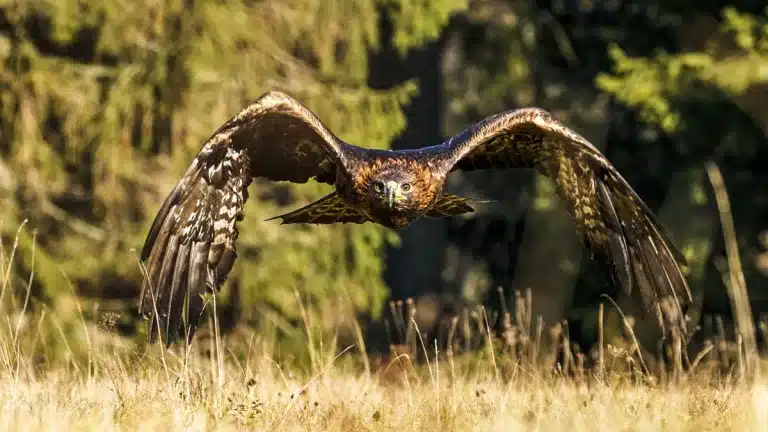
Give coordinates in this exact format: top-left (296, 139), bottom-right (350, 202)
top-left (385, 181), bottom-right (400, 209)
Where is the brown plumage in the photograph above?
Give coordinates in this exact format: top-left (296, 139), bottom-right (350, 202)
top-left (140, 90), bottom-right (691, 345)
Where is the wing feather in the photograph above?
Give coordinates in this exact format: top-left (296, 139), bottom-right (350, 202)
top-left (140, 91), bottom-right (356, 344)
top-left (266, 192), bottom-right (370, 225)
top-left (596, 181), bottom-right (632, 294)
top-left (425, 194), bottom-right (476, 218)
top-left (437, 108), bottom-right (691, 334)
top-left (203, 90), bottom-right (348, 185)
top-left (140, 147), bottom-right (250, 344)
top-left (166, 242), bottom-right (191, 340)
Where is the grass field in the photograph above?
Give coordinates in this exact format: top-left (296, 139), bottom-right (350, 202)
top-left (1, 213), bottom-right (765, 432)
top-left (0, 338), bottom-right (765, 431)
top-left (0, 297), bottom-right (765, 432)
top-left (0, 267), bottom-right (765, 431)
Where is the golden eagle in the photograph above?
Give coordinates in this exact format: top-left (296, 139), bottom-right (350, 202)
top-left (140, 91), bottom-right (691, 344)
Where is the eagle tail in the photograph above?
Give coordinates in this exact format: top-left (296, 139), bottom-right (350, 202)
top-left (592, 175), bottom-right (691, 336)
top-left (140, 151), bottom-right (249, 345)
top-left (266, 192), bottom-right (370, 225)
top-left (425, 194), bottom-right (476, 218)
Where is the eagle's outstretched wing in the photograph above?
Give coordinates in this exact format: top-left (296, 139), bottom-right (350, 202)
top-left (266, 192), bottom-right (371, 225)
top-left (140, 91), bottom-right (348, 344)
top-left (437, 108), bottom-right (691, 334)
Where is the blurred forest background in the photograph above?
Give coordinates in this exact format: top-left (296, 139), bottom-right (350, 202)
top-left (0, 0), bottom-right (767, 360)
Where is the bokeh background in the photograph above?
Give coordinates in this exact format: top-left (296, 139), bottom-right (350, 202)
top-left (0, 0), bottom-right (766, 362)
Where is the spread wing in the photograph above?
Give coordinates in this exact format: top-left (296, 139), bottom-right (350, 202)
top-left (436, 108), bottom-right (691, 334)
top-left (139, 91), bottom-right (348, 344)
top-left (425, 194), bottom-right (476, 218)
top-left (266, 192), bottom-right (371, 225)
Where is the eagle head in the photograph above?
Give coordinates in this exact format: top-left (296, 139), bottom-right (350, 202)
top-left (370, 170), bottom-right (416, 210)
top-left (355, 162), bottom-right (439, 229)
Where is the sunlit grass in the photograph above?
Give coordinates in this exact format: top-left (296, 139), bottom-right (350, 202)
top-left (0, 279), bottom-right (763, 432)
top-left (0, 340), bottom-right (765, 431)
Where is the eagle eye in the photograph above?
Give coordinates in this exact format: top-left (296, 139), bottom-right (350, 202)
top-left (401, 183), bottom-right (412, 192)
top-left (374, 181), bottom-right (384, 192)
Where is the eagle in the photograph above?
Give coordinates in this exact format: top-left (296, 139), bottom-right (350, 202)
top-left (139, 90), bottom-right (691, 345)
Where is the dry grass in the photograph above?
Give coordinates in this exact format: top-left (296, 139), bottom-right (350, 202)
top-left (0, 341), bottom-right (766, 432)
top-left (0, 280), bottom-right (763, 432)
top-left (0, 284), bottom-right (764, 432)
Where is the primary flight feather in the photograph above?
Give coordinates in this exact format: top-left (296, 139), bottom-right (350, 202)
top-left (140, 90), bottom-right (691, 344)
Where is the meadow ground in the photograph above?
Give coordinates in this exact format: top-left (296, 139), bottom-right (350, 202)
top-left (0, 267), bottom-right (764, 432)
top-left (0, 323), bottom-right (765, 432)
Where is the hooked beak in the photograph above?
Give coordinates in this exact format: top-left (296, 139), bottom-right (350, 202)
top-left (384, 181), bottom-right (400, 209)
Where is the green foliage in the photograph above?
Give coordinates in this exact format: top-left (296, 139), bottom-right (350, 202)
top-left (383, 0), bottom-right (469, 54)
top-left (597, 8), bottom-right (768, 133)
top-left (0, 0), bottom-right (441, 336)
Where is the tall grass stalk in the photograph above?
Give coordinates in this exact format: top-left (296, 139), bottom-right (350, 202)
top-left (706, 162), bottom-right (759, 379)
